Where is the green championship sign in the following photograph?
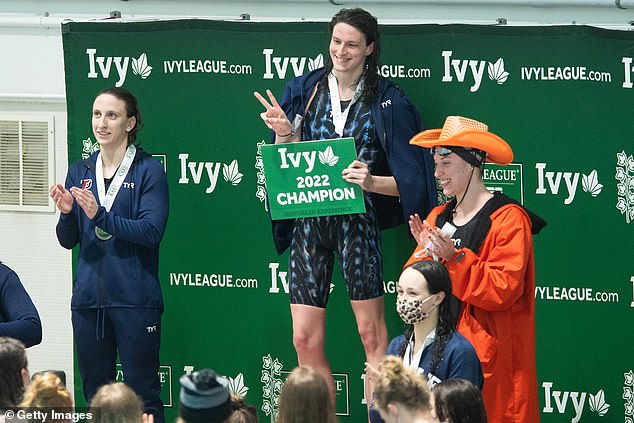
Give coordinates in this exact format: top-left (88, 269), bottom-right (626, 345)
top-left (261, 138), bottom-right (366, 220)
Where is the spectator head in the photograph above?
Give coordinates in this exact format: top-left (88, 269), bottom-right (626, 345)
top-left (226, 394), bottom-right (258, 423)
top-left (90, 382), bottom-right (144, 423)
top-left (432, 378), bottom-right (488, 423)
top-left (179, 369), bottom-right (232, 423)
top-left (20, 372), bottom-right (73, 422)
top-left (0, 337), bottom-right (29, 410)
top-left (276, 366), bottom-right (336, 423)
top-left (374, 356), bottom-right (433, 423)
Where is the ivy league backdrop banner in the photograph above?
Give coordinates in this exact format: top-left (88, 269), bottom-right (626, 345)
top-left (62, 20), bottom-right (634, 422)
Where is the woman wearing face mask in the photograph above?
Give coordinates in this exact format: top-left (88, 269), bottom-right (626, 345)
top-left (367, 260), bottom-right (482, 423)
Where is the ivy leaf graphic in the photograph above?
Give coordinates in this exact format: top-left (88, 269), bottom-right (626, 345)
top-left (318, 146), bottom-right (339, 166)
top-left (488, 58), bottom-right (509, 84)
top-left (261, 400), bottom-right (272, 415)
top-left (261, 371), bottom-right (271, 384)
top-left (581, 170), bottom-right (602, 196)
top-left (262, 355), bottom-right (272, 369)
top-left (228, 373), bottom-right (249, 397)
top-left (617, 198), bottom-right (627, 214)
top-left (131, 53), bottom-right (152, 79)
top-left (617, 150), bottom-right (627, 166)
top-left (624, 386), bottom-right (633, 401)
top-left (308, 54), bottom-right (324, 71)
top-left (588, 389), bottom-right (610, 416)
top-left (625, 370), bottom-right (634, 386)
top-left (223, 160), bottom-right (243, 186)
top-left (272, 359), bottom-right (283, 375)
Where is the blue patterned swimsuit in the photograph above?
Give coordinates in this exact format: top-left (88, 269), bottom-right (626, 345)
top-left (288, 82), bottom-right (387, 307)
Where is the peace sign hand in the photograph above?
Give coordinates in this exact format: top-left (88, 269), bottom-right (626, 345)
top-left (254, 89), bottom-right (293, 139)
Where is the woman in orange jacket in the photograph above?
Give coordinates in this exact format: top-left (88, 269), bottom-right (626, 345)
top-left (405, 116), bottom-right (546, 423)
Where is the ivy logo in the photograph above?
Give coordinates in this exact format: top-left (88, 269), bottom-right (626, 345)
top-left (318, 146), bottom-right (339, 166)
top-left (442, 51), bottom-right (510, 92)
top-left (263, 49), bottom-right (323, 79)
top-left (616, 150), bottom-right (634, 223)
top-left (131, 53), bottom-right (153, 79)
top-left (261, 355), bottom-right (284, 423)
top-left (86, 49), bottom-right (153, 87)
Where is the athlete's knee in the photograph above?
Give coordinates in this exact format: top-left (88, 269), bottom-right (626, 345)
top-left (357, 320), bottom-right (387, 354)
top-left (292, 328), bottom-right (324, 356)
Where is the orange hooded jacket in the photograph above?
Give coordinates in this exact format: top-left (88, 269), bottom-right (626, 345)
top-left (405, 198), bottom-right (541, 423)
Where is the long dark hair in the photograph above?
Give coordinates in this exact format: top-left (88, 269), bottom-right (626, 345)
top-left (433, 378), bottom-right (488, 423)
top-left (397, 260), bottom-right (456, 375)
top-left (322, 8), bottom-right (381, 102)
top-left (0, 337), bottom-right (28, 410)
top-left (95, 87), bottom-right (143, 145)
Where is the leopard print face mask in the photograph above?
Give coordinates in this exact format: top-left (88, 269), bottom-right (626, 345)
top-left (396, 294), bottom-right (436, 324)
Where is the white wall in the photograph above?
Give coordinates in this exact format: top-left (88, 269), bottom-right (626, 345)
top-left (0, 0), bottom-right (633, 402)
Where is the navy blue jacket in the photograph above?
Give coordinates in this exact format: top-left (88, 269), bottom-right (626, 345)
top-left (270, 68), bottom-right (437, 254)
top-left (56, 148), bottom-right (169, 310)
top-left (0, 263), bottom-right (42, 347)
top-left (369, 331), bottom-right (483, 423)
top-left (386, 332), bottom-right (483, 388)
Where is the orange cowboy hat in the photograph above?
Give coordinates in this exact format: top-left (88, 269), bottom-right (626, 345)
top-left (410, 116), bottom-right (514, 165)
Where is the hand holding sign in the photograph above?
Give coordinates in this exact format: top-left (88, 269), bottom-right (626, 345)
top-left (342, 160), bottom-right (374, 192)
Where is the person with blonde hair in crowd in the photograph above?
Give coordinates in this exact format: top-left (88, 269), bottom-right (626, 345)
top-left (373, 355), bottom-right (435, 423)
top-left (227, 394), bottom-right (258, 423)
top-left (0, 337), bottom-right (30, 421)
top-left (20, 372), bottom-right (73, 423)
top-left (276, 366), bottom-right (337, 423)
top-left (90, 382), bottom-right (148, 423)
top-left (431, 378), bottom-right (487, 423)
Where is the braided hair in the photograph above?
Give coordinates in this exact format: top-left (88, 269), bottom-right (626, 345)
top-left (396, 260), bottom-right (457, 375)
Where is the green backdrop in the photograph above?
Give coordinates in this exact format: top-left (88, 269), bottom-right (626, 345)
top-left (62, 20), bottom-right (634, 422)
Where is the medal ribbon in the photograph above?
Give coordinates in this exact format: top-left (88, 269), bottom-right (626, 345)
top-left (328, 71), bottom-right (364, 137)
top-left (95, 144), bottom-right (136, 214)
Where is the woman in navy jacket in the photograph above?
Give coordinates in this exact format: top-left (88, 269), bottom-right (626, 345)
top-left (255, 8), bottom-right (436, 405)
top-left (50, 87), bottom-right (168, 423)
top-left (367, 260), bottom-right (483, 423)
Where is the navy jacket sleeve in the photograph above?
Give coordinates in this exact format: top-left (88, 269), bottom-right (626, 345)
top-left (380, 83), bottom-right (437, 222)
top-left (0, 265), bottom-right (42, 347)
top-left (92, 157), bottom-right (169, 249)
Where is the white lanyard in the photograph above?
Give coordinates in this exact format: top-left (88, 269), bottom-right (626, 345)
top-left (403, 329), bottom-right (436, 370)
top-left (328, 71), bottom-right (364, 136)
top-left (94, 144), bottom-right (136, 240)
top-left (95, 144), bottom-right (136, 212)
